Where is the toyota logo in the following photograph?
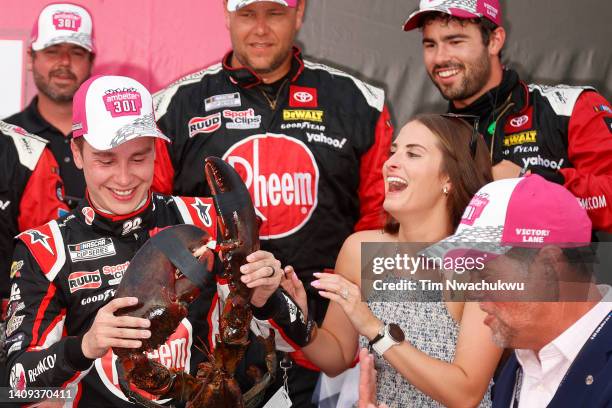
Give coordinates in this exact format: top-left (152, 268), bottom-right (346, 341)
top-left (293, 91), bottom-right (313, 103)
top-left (510, 115), bottom-right (529, 127)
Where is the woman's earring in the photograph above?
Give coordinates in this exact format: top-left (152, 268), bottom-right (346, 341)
top-left (442, 186), bottom-right (449, 195)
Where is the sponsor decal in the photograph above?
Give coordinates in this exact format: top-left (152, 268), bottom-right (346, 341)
top-left (503, 130), bottom-right (537, 147)
top-left (121, 217), bottom-right (142, 236)
top-left (103, 89), bottom-right (142, 117)
top-left (306, 132), bottom-right (347, 149)
top-left (190, 198), bottom-right (213, 227)
top-left (96, 320), bottom-right (192, 402)
top-left (102, 261), bottom-right (130, 286)
top-left (9, 283), bottom-right (20, 302)
top-left (205, 92), bottom-right (241, 111)
top-left (5, 333), bottom-right (25, 356)
top-left (10, 260), bottom-right (24, 279)
top-left (82, 206), bottom-right (95, 225)
top-left (280, 122), bottom-right (325, 132)
top-left (605, 117), bottom-right (612, 134)
top-left (9, 363), bottom-right (26, 390)
top-left (52, 12), bottom-right (81, 31)
top-left (27, 354), bottom-right (56, 383)
top-left (25, 230), bottom-right (54, 255)
top-left (0, 200), bottom-right (10, 210)
top-left (68, 238), bottom-right (116, 262)
top-left (223, 108), bottom-right (261, 130)
top-left (513, 145), bottom-right (539, 154)
top-left (81, 288), bottom-right (116, 305)
top-left (282, 293), bottom-right (299, 323)
top-left (579, 195), bottom-right (607, 211)
top-left (68, 270), bottom-right (102, 293)
top-left (188, 113), bottom-right (221, 137)
top-left (461, 193), bottom-right (490, 226)
top-left (289, 86), bottom-right (318, 108)
top-left (521, 155), bottom-right (564, 170)
top-left (19, 137), bottom-right (33, 154)
top-left (510, 115), bottom-right (528, 128)
top-left (224, 134), bottom-right (319, 239)
top-left (6, 314), bottom-right (25, 337)
top-left (594, 104), bottom-right (612, 114)
top-left (283, 109), bottom-right (324, 123)
top-left (515, 228), bottom-right (550, 243)
top-left (7, 301), bottom-right (25, 317)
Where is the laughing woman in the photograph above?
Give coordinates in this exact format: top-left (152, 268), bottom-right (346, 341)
top-left (284, 114), bottom-right (500, 407)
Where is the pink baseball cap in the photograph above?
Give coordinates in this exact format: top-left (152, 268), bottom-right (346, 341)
top-left (72, 75), bottom-right (169, 151)
top-left (227, 0), bottom-right (297, 12)
top-left (403, 0), bottom-right (502, 32)
top-left (425, 175), bottom-right (592, 263)
top-left (31, 3), bottom-right (95, 53)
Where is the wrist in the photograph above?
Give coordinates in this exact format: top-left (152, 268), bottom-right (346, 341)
top-left (364, 317), bottom-right (384, 341)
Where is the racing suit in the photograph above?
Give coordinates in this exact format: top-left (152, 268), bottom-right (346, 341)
top-left (450, 69), bottom-right (612, 231)
top-left (4, 193), bottom-right (311, 407)
top-left (152, 48), bottom-right (393, 404)
top-left (5, 96), bottom-right (85, 209)
top-left (0, 121), bottom-right (68, 301)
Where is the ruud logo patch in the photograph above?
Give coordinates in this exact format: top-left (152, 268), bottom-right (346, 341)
top-left (68, 270), bottom-right (102, 293)
top-left (68, 238), bottom-right (116, 262)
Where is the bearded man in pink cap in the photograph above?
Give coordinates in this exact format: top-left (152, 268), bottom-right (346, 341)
top-left (5, 3), bottom-right (95, 210)
top-left (403, 0), bottom-right (612, 233)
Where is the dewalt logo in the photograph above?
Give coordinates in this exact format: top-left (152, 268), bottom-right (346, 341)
top-left (283, 109), bottom-right (324, 123)
top-left (503, 130), bottom-right (537, 147)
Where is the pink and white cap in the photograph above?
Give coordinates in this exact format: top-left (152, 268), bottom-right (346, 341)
top-left (31, 3), bottom-right (95, 53)
top-left (227, 0), bottom-right (297, 12)
top-left (72, 75), bottom-right (169, 151)
top-left (403, 0), bottom-right (502, 32)
top-left (425, 174), bottom-right (592, 262)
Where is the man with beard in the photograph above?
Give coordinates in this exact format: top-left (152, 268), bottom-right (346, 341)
top-left (403, 0), bottom-right (612, 232)
top-left (152, 0), bottom-right (393, 405)
top-left (429, 175), bottom-right (612, 407)
top-left (5, 3), bottom-right (95, 209)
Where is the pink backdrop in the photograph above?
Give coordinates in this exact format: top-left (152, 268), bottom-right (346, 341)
top-left (0, 0), bottom-right (232, 113)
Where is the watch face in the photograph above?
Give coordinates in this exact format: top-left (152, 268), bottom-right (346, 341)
top-left (388, 323), bottom-right (405, 342)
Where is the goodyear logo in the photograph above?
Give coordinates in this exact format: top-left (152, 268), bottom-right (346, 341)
top-left (283, 109), bottom-right (324, 123)
top-left (503, 130), bottom-right (537, 147)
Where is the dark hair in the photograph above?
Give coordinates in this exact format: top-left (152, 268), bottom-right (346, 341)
top-left (384, 113), bottom-right (493, 234)
top-left (420, 12), bottom-right (502, 58)
top-left (72, 136), bottom-right (84, 152)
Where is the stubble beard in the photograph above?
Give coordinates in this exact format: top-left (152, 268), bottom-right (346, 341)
top-left (234, 47), bottom-right (292, 76)
top-left (431, 48), bottom-right (492, 102)
top-left (33, 69), bottom-right (84, 104)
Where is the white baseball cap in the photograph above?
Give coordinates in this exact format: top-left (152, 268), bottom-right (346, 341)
top-left (227, 0), bottom-right (297, 12)
top-left (72, 75), bottom-right (169, 151)
top-left (31, 3), bottom-right (95, 53)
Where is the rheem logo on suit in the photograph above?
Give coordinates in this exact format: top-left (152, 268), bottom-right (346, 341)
top-left (224, 134), bottom-right (319, 239)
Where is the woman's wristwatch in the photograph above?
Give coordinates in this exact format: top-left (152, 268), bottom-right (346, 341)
top-left (368, 322), bottom-right (405, 355)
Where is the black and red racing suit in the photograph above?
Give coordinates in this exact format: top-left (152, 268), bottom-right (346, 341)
top-left (0, 121), bottom-right (68, 302)
top-left (451, 69), bottom-right (612, 232)
top-left (4, 193), bottom-right (310, 407)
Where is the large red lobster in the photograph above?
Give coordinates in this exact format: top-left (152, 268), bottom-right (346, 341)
top-left (112, 157), bottom-right (276, 408)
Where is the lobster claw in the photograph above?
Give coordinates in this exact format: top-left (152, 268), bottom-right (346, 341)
top-left (204, 156), bottom-right (260, 256)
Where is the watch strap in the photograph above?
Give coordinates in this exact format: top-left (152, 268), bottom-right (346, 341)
top-left (372, 331), bottom-right (397, 355)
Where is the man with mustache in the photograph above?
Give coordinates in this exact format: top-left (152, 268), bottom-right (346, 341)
top-left (5, 3), bottom-right (95, 210)
top-left (403, 0), bottom-right (612, 232)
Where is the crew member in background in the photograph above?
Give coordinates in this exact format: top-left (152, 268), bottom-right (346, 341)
top-left (5, 3), bottom-right (95, 209)
top-left (404, 0), bottom-right (612, 232)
